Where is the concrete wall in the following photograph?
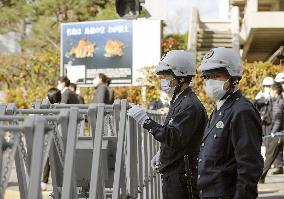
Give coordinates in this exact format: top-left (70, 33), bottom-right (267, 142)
top-left (244, 12), bottom-right (284, 29)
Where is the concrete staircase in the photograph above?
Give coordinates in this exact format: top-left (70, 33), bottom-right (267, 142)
top-left (187, 8), bottom-right (239, 64)
top-left (197, 29), bottom-right (232, 62)
top-left (195, 19), bottom-right (234, 63)
top-left (189, 1), bottom-right (284, 64)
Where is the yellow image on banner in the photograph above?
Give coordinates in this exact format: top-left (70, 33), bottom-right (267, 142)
top-left (104, 39), bottom-right (125, 57)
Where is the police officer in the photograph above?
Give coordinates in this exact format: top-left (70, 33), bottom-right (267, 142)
top-left (197, 48), bottom-right (264, 199)
top-left (253, 77), bottom-right (284, 173)
top-left (127, 50), bottom-right (208, 199)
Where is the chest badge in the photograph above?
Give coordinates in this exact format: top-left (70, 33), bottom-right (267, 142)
top-left (216, 121), bottom-right (224, 129)
top-left (169, 118), bottom-right (173, 125)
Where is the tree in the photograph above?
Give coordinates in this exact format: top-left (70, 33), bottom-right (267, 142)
top-left (95, 0), bottom-right (119, 20)
top-left (0, 0), bottom-right (122, 107)
top-left (161, 34), bottom-right (188, 54)
top-left (0, 0), bottom-right (111, 52)
top-left (0, 52), bottom-right (60, 108)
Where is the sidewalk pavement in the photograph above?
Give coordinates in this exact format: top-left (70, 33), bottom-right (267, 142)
top-left (3, 165), bottom-right (284, 199)
top-left (258, 168), bottom-right (284, 199)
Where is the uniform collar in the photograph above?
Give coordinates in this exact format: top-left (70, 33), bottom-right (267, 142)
top-left (217, 89), bottom-right (242, 112)
top-left (216, 99), bottom-right (226, 111)
top-left (216, 88), bottom-right (239, 110)
top-left (164, 87), bottom-right (192, 124)
top-left (172, 87), bottom-right (192, 105)
top-left (202, 90), bottom-right (242, 141)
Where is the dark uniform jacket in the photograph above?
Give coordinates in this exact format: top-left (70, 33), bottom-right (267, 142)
top-left (270, 96), bottom-right (284, 134)
top-left (197, 90), bottom-right (264, 199)
top-left (143, 87), bottom-right (208, 176)
top-left (61, 88), bottom-right (80, 104)
top-left (92, 83), bottom-right (110, 104)
top-left (253, 97), bottom-right (272, 136)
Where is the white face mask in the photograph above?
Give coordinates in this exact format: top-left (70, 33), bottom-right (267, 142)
top-left (92, 78), bottom-right (101, 87)
top-left (205, 79), bottom-right (227, 101)
top-left (160, 79), bottom-right (175, 95)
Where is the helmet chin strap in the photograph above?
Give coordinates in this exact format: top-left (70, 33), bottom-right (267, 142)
top-left (169, 73), bottom-right (192, 104)
top-left (170, 77), bottom-right (182, 104)
top-left (220, 77), bottom-right (239, 100)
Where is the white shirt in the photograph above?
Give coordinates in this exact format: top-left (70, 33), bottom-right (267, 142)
top-left (216, 99), bottom-right (226, 111)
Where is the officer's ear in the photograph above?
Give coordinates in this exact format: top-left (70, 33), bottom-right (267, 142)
top-left (170, 78), bottom-right (179, 87)
top-left (180, 76), bottom-right (192, 84)
top-left (228, 77), bottom-right (240, 86)
top-left (223, 79), bottom-right (231, 91)
top-left (224, 77), bottom-right (239, 90)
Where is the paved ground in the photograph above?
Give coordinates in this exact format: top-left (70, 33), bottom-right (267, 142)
top-left (3, 165), bottom-right (284, 199)
top-left (258, 169), bottom-right (284, 199)
top-left (4, 164), bottom-right (53, 199)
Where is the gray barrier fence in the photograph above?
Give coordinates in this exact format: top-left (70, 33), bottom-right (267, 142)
top-left (263, 131), bottom-right (284, 139)
top-left (0, 99), bottom-right (164, 199)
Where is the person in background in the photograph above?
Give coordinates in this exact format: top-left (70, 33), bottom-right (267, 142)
top-left (69, 83), bottom-right (85, 104)
top-left (92, 73), bottom-right (110, 104)
top-left (275, 72), bottom-right (284, 97)
top-left (149, 90), bottom-right (170, 112)
top-left (255, 77), bottom-right (274, 101)
top-left (106, 77), bottom-right (114, 104)
top-left (47, 88), bottom-right (61, 104)
top-left (57, 76), bottom-right (79, 104)
top-left (253, 76), bottom-right (283, 172)
top-left (260, 82), bottom-right (284, 182)
top-left (253, 77), bottom-right (274, 144)
top-left (273, 73), bottom-right (284, 173)
top-left (41, 88), bottom-right (62, 191)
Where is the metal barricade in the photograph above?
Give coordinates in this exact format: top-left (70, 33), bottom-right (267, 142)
top-left (0, 113), bottom-right (59, 199)
top-left (0, 100), bottom-right (165, 199)
top-left (263, 131), bottom-right (284, 139)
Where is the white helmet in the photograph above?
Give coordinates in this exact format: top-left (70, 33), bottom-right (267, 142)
top-left (262, 77), bottom-right (274, 86)
top-left (155, 50), bottom-right (196, 77)
top-left (275, 72), bottom-right (284, 83)
top-left (198, 47), bottom-right (242, 78)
